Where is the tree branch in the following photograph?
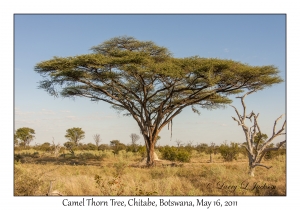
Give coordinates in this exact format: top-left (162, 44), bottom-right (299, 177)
top-left (254, 163), bottom-right (272, 169)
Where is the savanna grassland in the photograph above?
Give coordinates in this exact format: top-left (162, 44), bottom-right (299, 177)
top-left (14, 149), bottom-right (286, 196)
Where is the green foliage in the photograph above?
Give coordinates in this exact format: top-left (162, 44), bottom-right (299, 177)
top-left (35, 36), bottom-right (283, 165)
top-left (207, 143), bottom-right (218, 155)
top-left (63, 141), bottom-right (77, 155)
top-left (137, 146), bottom-right (147, 158)
top-left (126, 144), bottom-right (138, 153)
top-left (34, 142), bottom-right (52, 152)
top-left (110, 140), bottom-right (126, 156)
top-left (239, 143), bottom-right (248, 157)
top-left (65, 127), bottom-right (85, 146)
top-left (195, 143), bottom-right (209, 154)
top-left (78, 143), bottom-right (98, 150)
top-left (98, 144), bottom-right (110, 151)
top-left (263, 143), bottom-right (286, 160)
top-left (160, 146), bottom-right (177, 161)
top-left (14, 134), bottom-right (18, 146)
top-left (78, 152), bottom-right (103, 160)
top-left (219, 142), bottom-right (240, 162)
top-left (176, 150), bottom-right (192, 162)
top-left (183, 141), bottom-right (194, 153)
top-left (98, 150), bottom-right (114, 159)
top-left (15, 142), bottom-right (31, 150)
top-left (14, 151), bottom-right (40, 163)
top-left (254, 133), bottom-right (268, 150)
top-left (159, 146), bottom-right (192, 162)
top-left (35, 36), bottom-right (283, 122)
top-left (15, 127), bottom-right (35, 147)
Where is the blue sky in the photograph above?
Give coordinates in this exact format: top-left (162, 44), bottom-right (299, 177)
top-left (14, 14), bottom-right (286, 146)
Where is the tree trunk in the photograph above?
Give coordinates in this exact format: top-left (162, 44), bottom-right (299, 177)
top-left (210, 153), bottom-right (213, 163)
top-left (249, 166), bottom-right (255, 177)
top-left (247, 153), bottom-right (256, 176)
top-left (146, 140), bottom-right (156, 166)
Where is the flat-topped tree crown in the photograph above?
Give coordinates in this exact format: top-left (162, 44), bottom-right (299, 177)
top-left (35, 36), bottom-right (283, 166)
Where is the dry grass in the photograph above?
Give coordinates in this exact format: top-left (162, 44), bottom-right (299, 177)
top-left (14, 150), bottom-right (286, 196)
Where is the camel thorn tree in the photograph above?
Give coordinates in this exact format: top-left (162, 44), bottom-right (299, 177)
top-left (230, 90), bottom-right (286, 176)
top-left (35, 36), bottom-right (283, 166)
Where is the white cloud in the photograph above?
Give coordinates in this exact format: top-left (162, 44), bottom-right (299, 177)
top-left (60, 110), bottom-right (71, 113)
top-left (66, 115), bottom-right (79, 121)
top-left (39, 109), bottom-right (56, 115)
top-left (15, 107), bottom-right (35, 116)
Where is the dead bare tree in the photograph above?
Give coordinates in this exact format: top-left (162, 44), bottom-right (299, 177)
top-left (130, 133), bottom-right (140, 144)
top-left (187, 140), bottom-right (194, 147)
top-left (93, 134), bottom-right (102, 150)
top-left (209, 142), bottom-right (216, 163)
top-left (52, 138), bottom-right (61, 158)
top-left (129, 133), bottom-right (140, 152)
top-left (175, 139), bottom-right (183, 147)
top-left (231, 90), bottom-right (286, 176)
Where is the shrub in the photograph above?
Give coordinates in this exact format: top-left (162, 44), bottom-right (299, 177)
top-left (98, 150), bottom-right (114, 159)
top-left (110, 140), bottom-right (126, 156)
top-left (159, 146), bottom-right (191, 162)
top-left (219, 142), bottom-right (239, 162)
top-left (98, 144), bottom-right (110, 151)
top-left (78, 152), bottom-right (103, 160)
top-left (137, 146), bottom-right (147, 158)
top-left (195, 143), bottom-right (209, 153)
top-left (176, 150), bottom-right (192, 162)
top-left (126, 144), bottom-right (139, 153)
top-left (36, 142), bottom-right (52, 152)
top-left (63, 141), bottom-right (78, 155)
top-left (160, 146), bottom-right (177, 161)
top-left (32, 151), bottom-right (40, 158)
top-left (264, 144), bottom-right (286, 160)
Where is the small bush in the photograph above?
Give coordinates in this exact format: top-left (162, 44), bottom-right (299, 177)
top-left (36, 142), bottom-right (52, 152)
top-left (32, 152), bottom-right (40, 158)
top-left (159, 146), bottom-right (191, 162)
top-left (176, 150), bottom-right (191, 162)
top-left (78, 152), bottom-right (103, 160)
top-left (98, 144), bottom-right (110, 151)
top-left (219, 142), bottom-right (239, 162)
top-left (126, 144), bottom-right (139, 153)
top-left (138, 146), bottom-right (147, 158)
top-left (264, 149), bottom-right (284, 160)
top-left (98, 150), bottom-right (114, 159)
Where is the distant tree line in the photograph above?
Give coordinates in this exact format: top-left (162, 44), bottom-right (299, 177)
top-left (14, 127), bottom-right (285, 163)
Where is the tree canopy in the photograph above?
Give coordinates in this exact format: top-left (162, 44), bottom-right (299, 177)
top-left (15, 127), bottom-right (35, 147)
top-left (65, 127), bottom-right (85, 146)
top-left (35, 36), bottom-right (283, 166)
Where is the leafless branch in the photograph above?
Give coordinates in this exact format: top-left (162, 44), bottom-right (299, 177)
top-left (254, 163), bottom-right (272, 169)
top-left (231, 90), bottom-right (286, 176)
